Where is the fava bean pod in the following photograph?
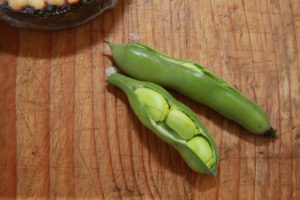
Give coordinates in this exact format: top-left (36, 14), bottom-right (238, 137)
top-left (106, 68), bottom-right (219, 176)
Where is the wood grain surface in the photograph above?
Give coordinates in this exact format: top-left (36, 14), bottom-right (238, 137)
top-left (0, 0), bottom-right (300, 199)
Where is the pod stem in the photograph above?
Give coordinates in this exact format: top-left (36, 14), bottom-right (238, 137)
top-left (263, 127), bottom-right (277, 137)
top-left (105, 66), bottom-right (118, 78)
top-left (106, 71), bottom-right (136, 95)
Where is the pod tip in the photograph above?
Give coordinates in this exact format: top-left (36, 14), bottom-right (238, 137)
top-left (209, 170), bottom-right (217, 177)
top-left (263, 127), bottom-right (277, 137)
top-left (104, 40), bottom-right (116, 49)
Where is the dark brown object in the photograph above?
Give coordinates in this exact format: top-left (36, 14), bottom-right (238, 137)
top-left (0, 0), bottom-right (117, 30)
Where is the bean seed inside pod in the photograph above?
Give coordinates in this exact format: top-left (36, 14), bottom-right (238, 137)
top-left (165, 108), bottom-right (198, 140)
top-left (135, 87), bottom-right (169, 122)
top-left (187, 136), bottom-right (215, 167)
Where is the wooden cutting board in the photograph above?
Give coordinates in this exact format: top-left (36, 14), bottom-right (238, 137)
top-left (0, 0), bottom-right (299, 199)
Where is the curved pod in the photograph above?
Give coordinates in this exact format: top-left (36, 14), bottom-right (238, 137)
top-left (106, 71), bottom-right (219, 176)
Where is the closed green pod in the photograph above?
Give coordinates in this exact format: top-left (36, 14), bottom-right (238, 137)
top-left (106, 69), bottom-right (219, 176)
top-left (105, 41), bottom-right (276, 136)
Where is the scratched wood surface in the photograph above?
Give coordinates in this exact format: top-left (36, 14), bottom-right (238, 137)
top-left (0, 0), bottom-right (300, 199)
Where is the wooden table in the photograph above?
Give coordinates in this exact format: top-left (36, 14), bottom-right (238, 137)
top-left (0, 0), bottom-right (299, 199)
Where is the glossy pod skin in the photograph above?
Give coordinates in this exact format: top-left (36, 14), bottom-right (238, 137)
top-left (106, 70), bottom-right (219, 176)
top-left (105, 41), bottom-right (276, 137)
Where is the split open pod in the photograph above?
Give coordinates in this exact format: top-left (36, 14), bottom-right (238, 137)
top-left (106, 68), bottom-right (219, 176)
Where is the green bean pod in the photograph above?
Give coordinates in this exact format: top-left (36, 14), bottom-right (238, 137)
top-left (105, 41), bottom-right (276, 136)
top-left (106, 69), bottom-right (219, 176)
